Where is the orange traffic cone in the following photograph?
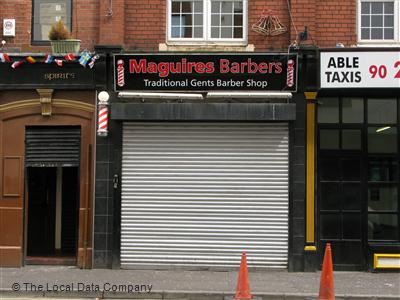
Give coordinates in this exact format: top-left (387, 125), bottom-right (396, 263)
top-left (235, 252), bottom-right (252, 300)
top-left (319, 243), bottom-right (335, 300)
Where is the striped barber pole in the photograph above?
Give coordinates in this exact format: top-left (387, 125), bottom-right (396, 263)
top-left (97, 104), bottom-right (108, 136)
top-left (117, 59), bottom-right (125, 87)
top-left (286, 59), bottom-right (295, 88)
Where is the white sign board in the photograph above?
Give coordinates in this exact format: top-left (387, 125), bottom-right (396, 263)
top-left (320, 51), bottom-right (400, 88)
top-left (3, 19), bottom-right (15, 37)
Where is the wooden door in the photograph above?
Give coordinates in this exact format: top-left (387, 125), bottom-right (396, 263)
top-left (0, 97), bottom-right (95, 268)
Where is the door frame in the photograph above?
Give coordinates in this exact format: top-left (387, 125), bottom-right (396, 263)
top-left (24, 166), bottom-right (80, 263)
top-left (316, 125), bottom-right (367, 270)
top-left (0, 98), bottom-right (95, 268)
top-left (316, 96), bottom-right (400, 270)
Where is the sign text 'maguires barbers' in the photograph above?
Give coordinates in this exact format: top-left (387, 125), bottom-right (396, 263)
top-left (114, 54), bottom-right (297, 92)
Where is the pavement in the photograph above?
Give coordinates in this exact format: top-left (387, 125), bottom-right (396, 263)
top-left (0, 266), bottom-right (399, 300)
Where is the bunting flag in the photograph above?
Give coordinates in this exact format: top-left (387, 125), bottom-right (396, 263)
top-left (54, 59), bottom-right (63, 67)
top-left (0, 53), bottom-right (11, 62)
top-left (64, 53), bottom-right (75, 61)
top-left (88, 54), bottom-right (99, 69)
top-left (3, 53), bottom-right (100, 69)
top-left (11, 61), bottom-right (24, 69)
top-left (44, 54), bottom-right (54, 64)
top-left (79, 51), bottom-right (92, 67)
top-left (26, 56), bottom-right (36, 64)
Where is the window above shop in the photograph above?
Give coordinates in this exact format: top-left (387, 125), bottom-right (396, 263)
top-left (358, 0), bottom-right (400, 45)
top-left (167, 0), bottom-right (247, 44)
top-left (32, 0), bottom-right (72, 44)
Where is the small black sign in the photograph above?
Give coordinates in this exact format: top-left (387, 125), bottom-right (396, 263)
top-left (0, 61), bottom-right (95, 89)
top-left (114, 53), bottom-right (297, 92)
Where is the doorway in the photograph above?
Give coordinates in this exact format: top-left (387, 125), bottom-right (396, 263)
top-left (0, 102), bottom-right (94, 268)
top-left (26, 167), bottom-right (79, 264)
top-left (317, 97), bottom-right (400, 270)
top-left (24, 126), bottom-right (81, 265)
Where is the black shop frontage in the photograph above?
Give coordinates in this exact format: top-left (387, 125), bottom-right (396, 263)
top-left (4, 49), bottom-right (394, 272)
top-left (93, 49), bottom-right (400, 272)
top-left (92, 52), bottom-right (317, 271)
top-left (316, 48), bottom-right (400, 271)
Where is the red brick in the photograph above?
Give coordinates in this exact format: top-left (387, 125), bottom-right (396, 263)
top-left (0, 0), bottom-right (358, 52)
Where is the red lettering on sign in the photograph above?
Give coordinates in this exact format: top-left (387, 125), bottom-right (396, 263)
top-left (394, 61), bottom-right (400, 79)
top-left (369, 65), bottom-right (387, 79)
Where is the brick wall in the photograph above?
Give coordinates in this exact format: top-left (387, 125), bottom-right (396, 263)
top-left (289, 0), bottom-right (317, 45)
top-left (316, 0), bottom-right (357, 47)
top-left (98, 0), bottom-right (125, 45)
top-left (0, 0), bottom-right (35, 52)
top-left (73, 0), bottom-right (100, 50)
top-left (248, 0), bottom-right (290, 51)
top-left (124, 0), bottom-right (166, 51)
top-left (289, 0), bottom-right (357, 47)
top-left (0, 0), bottom-right (358, 52)
top-left (0, 0), bottom-right (101, 52)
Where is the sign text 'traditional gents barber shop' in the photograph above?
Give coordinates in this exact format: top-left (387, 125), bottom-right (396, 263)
top-left (114, 54), bottom-right (297, 92)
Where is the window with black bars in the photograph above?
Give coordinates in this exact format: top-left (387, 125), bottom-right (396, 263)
top-left (317, 97), bottom-right (400, 243)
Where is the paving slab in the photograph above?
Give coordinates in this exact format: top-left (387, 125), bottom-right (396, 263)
top-left (0, 266), bottom-right (399, 299)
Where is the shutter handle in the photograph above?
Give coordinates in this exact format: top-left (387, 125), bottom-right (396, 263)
top-left (113, 174), bottom-right (119, 189)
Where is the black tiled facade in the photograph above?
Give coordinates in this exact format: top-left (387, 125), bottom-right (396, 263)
top-left (93, 135), bottom-right (117, 268)
top-left (92, 49), bottom-right (313, 271)
top-left (288, 92), bottom-right (307, 272)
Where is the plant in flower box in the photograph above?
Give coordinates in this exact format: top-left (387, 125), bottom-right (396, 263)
top-left (48, 20), bottom-right (80, 54)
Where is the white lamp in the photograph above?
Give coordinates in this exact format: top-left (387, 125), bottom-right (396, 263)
top-left (98, 91), bottom-right (110, 104)
top-left (97, 91), bottom-right (110, 137)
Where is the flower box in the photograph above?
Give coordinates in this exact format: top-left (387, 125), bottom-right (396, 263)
top-left (50, 39), bottom-right (81, 54)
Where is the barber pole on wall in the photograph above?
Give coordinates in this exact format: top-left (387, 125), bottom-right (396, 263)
top-left (286, 59), bottom-right (295, 87)
top-left (117, 59), bottom-right (125, 87)
top-left (97, 106), bottom-right (108, 136)
top-left (97, 91), bottom-right (110, 136)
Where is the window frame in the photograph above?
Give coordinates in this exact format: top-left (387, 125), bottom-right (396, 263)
top-left (357, 0), bottom-right (400, 45)
top-left (167, 0), bottom-right (248, 45)
top-left (31, 0), bottom-right (72, 45)
top-left (317, 97), bottom-right (400, 243)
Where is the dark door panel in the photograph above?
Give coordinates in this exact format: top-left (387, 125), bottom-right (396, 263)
top-left (27, 167), bottom-right (57, 255)
top-left (317, 97), bottom-right (400, 271)
top-left (320, 241), bottom-right (364, 271)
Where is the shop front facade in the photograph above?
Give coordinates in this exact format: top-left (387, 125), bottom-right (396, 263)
top-left (0, 55), bottom-right (98, 268)
top-left (1, 0), bottom-right (398, 273)
top-left (91, 51), bottom-right (313, 271)
top-left (316, 49), bottom-right (400, 270)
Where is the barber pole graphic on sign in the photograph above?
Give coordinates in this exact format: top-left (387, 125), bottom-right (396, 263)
top-left (117, 59), bottom-right (125, 87)
top-left (113, 53), bottom-right (298, 91)
top-left (286, 59), bottom-right (295, 87)
top-left (97, 104), bottom-right (108, 136)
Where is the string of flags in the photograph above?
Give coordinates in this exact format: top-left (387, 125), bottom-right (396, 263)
top-left (0, 50), bottom-right (99, 69)
top-left (0, 53), bottom-right (11, 62)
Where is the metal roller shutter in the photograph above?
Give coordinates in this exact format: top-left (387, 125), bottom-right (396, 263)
top-left (25, 126), bottom-right (81, 167)
top-left (121, 123), bottom-right (288, 269)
